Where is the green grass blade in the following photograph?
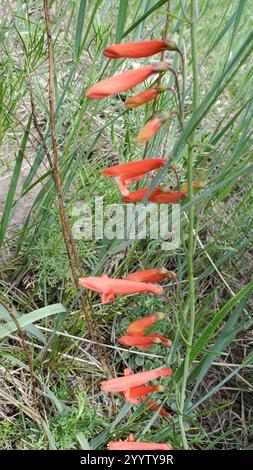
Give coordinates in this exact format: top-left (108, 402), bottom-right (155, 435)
top-left (115, 0), bottom-right (129, 43)
top-left (76, 432), bottom-right (91, 450)
top-left (175, 279), bottom-right (253, 381)
top-left (123, 0), bottom-right (168, 38)
top-left (0, 304), bottom-right (47, 344)
top-left (0, 303), bottom-right (66, 340)
top-left (0, 116), bottom-right (31, 248)
top-left (75, 0), bottom-right (87, 59)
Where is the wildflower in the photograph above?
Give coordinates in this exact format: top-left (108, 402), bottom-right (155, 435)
top-left (121, 382), bottom-right (166, 404)
top-left (126, 313), bottom-right (165, 336)
top-left (126, 268), bottom-right (177, 283)
top-left (136, 115), bottom-right (165, 143)
top-left (103, 40), bottom-right (168, 59)
top-left (145, 399), bottom-right (172, 418)
top-left (118, 334), bottom-right (172, 350)
top-left (78, 275), bottom-right (164, 303)
top-left (118, 370), bottom-right (167, 407)
top-left (125, 87), bottom-right (159, 109)
top-left (100, 367), bottom-right (171, 392)
top-left (127, 384), bottom-right (166, 400)
top-left (122, 187), bottom-right (161, 203)
top-left (115, 176), bottom-right (130, 196)
top-left (86, 63), bottom-right (169, 99)
top-left (115, 174), bottom-right (147, 195)
top-left (151, 191), bottom-right (187, 203)
top-left (104, 369), bottom-right (172, 418)
top-left (108, 434), bottom-right (172, 450)
top-left (101, 158), bottom-right (166, 179)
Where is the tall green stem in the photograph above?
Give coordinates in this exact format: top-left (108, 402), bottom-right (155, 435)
top-left (179, 0), bottom-right (199, 450)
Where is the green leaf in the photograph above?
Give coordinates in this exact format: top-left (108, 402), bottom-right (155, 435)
top-left (90, 403), bottom-right (133, 449)
top-left (0, 304), bottom-right (66, 340)
top-left (187, 296), bottom-right (249, 401)
top-left (0, 304), bottom-right (47, 344)
top-left (115, 0), bottom-right (128, 43)
top-left (76, 432), bottom-right (91, 450)
top-left (75, 0), bottom-right (87, 59)
top-left (175, 279), bottom-right (253, 381)
top-left (123, 0), bottom-right (168, 38)
top-left (0, 116), bottom-right (31, 248)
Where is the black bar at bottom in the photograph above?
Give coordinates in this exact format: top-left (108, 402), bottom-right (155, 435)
top-left (0, 450), bottom-right (252, 466)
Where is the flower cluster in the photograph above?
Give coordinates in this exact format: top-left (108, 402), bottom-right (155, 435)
top-left (101, 157), bottom-right (187, 201)
top-left (83, 39), bottom-right (192, 451)
top-left (86, 40), bottom-right (181, 142)
top-left (101, 367), bottom-right (172, 418)
top-left (118, 312), bottom-right (172, 350)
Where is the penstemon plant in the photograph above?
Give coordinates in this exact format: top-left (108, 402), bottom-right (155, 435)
top-left (82, 0), bottom-right (201, 449)
top-left (0, 0), bottom-right (252, 453)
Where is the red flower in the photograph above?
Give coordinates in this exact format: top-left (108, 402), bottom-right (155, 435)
top-left (151, 191), bottom-right (187, 203)
top-left (126, 313), bottom-right (165, 336)
top-left (103, 40), bottom-right (168, 58)
top-left (103, 369), bottom-right (172, 419)
top-left (125, 87), bottom-right (159, 109)
top-left (127, 384), bottom-right (165, 400)
top-left (108, 434), bottom-right (172, 450)
top-left (78, 275), bottom-right (164, 303)
top-left (102, 158), bottom-right (167, 195)
top-left (86, 63), bottom-right (169, 99)
top-left (126, 268), bottom-right (177, 283)
top-left (115, 174), bottom-right (144, 195)
top-left (120, 382), bottom-right (166, 404)
top-left (136, 116), bottom-right (165, 143)
top-left (122, 187), bottom-right (161, 203)
top-left (118, 334), bottom-right (172, 350)
top-left (100, 367), bottom-right (171, 392)
top-left (115, 176), bottom-right (130, 196)
top-left (122, 187), bottom-right (187, 204)
top-left (101, 158), bottom-right (166, 179)
top-left (145, 399), bottom-right (172, 418)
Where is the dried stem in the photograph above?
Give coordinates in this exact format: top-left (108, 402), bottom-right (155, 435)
top-left (42, 0), bottom-right (111, 375)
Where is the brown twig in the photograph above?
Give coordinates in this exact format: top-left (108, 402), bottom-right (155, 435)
top-left (42, 0), bottom-right (111, 375)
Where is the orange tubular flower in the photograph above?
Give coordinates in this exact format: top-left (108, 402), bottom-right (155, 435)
top-left (151, 191), bottom-right (187, 203)
top-left (125, 87), bottom-right (159, 109)
top-left (101, 158), bottom-right (166, 179)
top-left (78, 275), bottom-right (164, 303)
top-left (86, 63), bottom-right (169, 99)
top-left (108, 434), bottom-right (172, 451)
top-left (121, 383), bottom-right (165, 404)
top-left (115, 176), bottom-right (130, 196)
top-left (103, 40), bottom-right (168, 58)
top-left (128, 384), bottom-right (165, 399)
top-left (122, 187), bottom-right (161, 203)
top-left (100, 367), bottom-right (171, 393)
top-left (118, 334), bottom-right (172, 350)
top-left (126, 313), bottom-right (165, 336)
top-left (136, 115), bottom-right (165, 143)
top-left (112, 369), bottom-right (172, 418)
top-left (126, 268), bottom-right (176, 283)
top-left (145, 399), bottom-right (172, 418)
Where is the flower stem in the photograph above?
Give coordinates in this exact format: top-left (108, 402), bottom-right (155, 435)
top-left (179, 0), bottom-right (199, 450)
